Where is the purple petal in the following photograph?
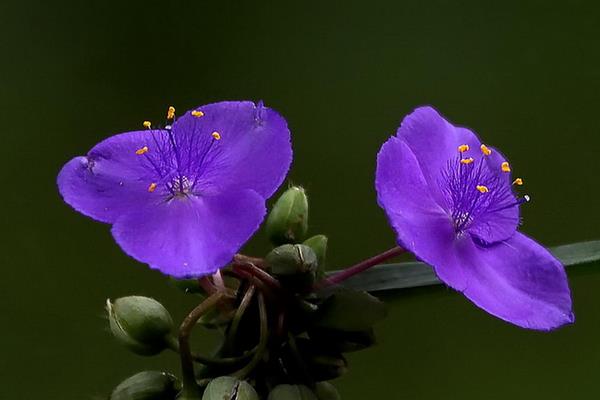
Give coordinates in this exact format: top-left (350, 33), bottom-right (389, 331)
top-left (395, 107), bottom-right (480, 199)
top-left (396, 107), bottom-right (519, 244)
top-left (375, 136), bottom-right (468, 288)
top-left (57, 130), bottom-right (164, 223)
top-left (438, 232), bottom-right (574, 330)
top-left (397, 107), bottom-right (517, 191)
top-left (111, 189), bottom-right (266, 278)
top-left (172, 101), bottom-right (292, 198)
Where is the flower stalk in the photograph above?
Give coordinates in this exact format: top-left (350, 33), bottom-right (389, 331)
top-left (178, 292), bottom-right (225, 399)
top-left (233, 293), bottom-right (269, 379)
top-left (225, 285), bottom-right (257, 353)
top-left (315, 246), bottom-right (405, 289)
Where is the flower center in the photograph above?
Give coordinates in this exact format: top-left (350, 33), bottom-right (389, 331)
top-left (134, 106), bottom-right (222, 198)
top-left (440, 144), bottom-right (528, 234)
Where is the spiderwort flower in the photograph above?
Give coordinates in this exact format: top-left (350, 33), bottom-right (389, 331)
top-left (58, 101), bottom-right (292, 277)
top-left (375, 107), bottom-right (573, 330)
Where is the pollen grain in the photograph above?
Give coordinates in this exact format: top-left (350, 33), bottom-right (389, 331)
top-left (513, 178), bottom-right (523, 186)
top-left (135, 146), bottom-right (149, 155)
top-left (460, 157), bottom-right (474, 165)
top-left (148, 183), bottom-right (158, 192)
top-left (480, 144), bottom-right (492, 156)
top-left (191, 110), bottom-right (204, 118)
top-left (458, 144), bottom-right (470, 153)
top-left (212, 131), bottom-right (221, 140)
top-left (476, 185), bottom-right (489, 193)
top-left (167, 106), bottom-right (175, 119)
top-left (143, 121), bottom-right (152, 129)
top-left (501, 161), bottom-right (511, 173)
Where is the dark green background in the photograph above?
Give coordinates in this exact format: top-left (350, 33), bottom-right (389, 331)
top-left (2, 0), bottom-right (600, 398)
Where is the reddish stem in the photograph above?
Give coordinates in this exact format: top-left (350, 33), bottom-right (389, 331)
top-left (233, 262), bottom-right (282, 290)
top-left (198, 276), bottom-right (217, 295)
top-left (315, 246), bottom-right (406, 289)
top-left (234, 254), bottom-right (266, 269)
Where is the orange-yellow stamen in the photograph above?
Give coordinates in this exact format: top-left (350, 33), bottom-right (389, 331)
top-left (480, 144), bottom-right (492, 156)
top-left (135, 146), bottom-right (149, 155)
top-left (476, 185), bottom-right (489, 193)
top-left (513, 178), bottom-right (523, 186)
top-left (212, 131), bottom-right (221, 140)
top-left (143, 121), bottom-right (152, 129)
top-left (460, 157), bottom-right (474, 165)
top-left (501, 161), bottom-right (511, 172)
top-left (148, 183), bottom-right (157, 192)
top-left (191, 110), bottom-right (204, 117)
top-left (167, 106), bottom-right (175, 119)
top-left (458, 144), bottom-right (470, 153)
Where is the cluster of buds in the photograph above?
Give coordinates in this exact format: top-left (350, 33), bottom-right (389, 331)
top-left (106, 186), bottom-right (387, 399)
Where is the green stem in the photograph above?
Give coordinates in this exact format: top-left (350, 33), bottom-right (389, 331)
top-left (178, 292), bottom-right (224, 399)
top-left (233, 293), bottom-right (269, 379)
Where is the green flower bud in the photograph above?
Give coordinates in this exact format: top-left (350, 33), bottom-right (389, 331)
top-left (268, 385), bottom-right (318, 400)
top-left (202, 376), bottom-right (258, 400)
top-left (266, 244), bottom-right (318, 290)
top-left (302, 235), bottom-right (328, 278)
top-left (312, 288), bottom-right (387, 332)
top-left (107, 296), bottom-right (174, 356)
top-left (266, 186), bottom-right (309, 245)
top-left (314, 382), bottom-right (340, 400)
top-left (110, 371), bottom-right (181, 400)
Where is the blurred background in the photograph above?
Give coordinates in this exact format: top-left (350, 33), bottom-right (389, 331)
top-left (2, 0), bottom-right (600, 398)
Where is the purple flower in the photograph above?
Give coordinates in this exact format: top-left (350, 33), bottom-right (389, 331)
top-left (375, 106), bottom-right (573, 330)
top-left (58, 101), bottom-right (292, 278)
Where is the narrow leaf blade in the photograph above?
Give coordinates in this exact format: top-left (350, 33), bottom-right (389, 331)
top-left (330, 240), bottom-right (600, 292)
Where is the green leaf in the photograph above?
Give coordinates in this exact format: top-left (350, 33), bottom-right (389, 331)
top-left (330, 240), bottom-right (600, 292)
top-left (550, 240), bottom-right (600, 266)
top-left (312, 287), bottom-right (387, 331)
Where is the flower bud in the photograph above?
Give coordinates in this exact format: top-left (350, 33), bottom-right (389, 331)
top-left (314, 382), bottom-right (340, 400)
top-left (266, 186), bottom-right (309, 245)
top-left (202, 376), bottom-right (258, 400)
top-left (110, 371), bottom-right (181, 400)
top-left (265, 244), bottom-right (318, 290)
top-left (107, 296), bottom-right (174, 356)
top-left (268, 385), bottom-right (318, 400)
top-left (302, 235), bottom-right (328, 277)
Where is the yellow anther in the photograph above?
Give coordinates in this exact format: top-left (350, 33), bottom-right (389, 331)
top-left (211, 131), bottom-right (221, 140)
top-left (458, 144), bottom-right (470, 153)
top-left (191, 110), bottom-right (204, 117)
top-left (167, 106), bottom-right (175, 119)
top-left (501, 161), bottom-right (511, 172)
top-left (480, 144), bottom-right (492, 156)
top-left (476, 185), bottom-right (489, 193)
top-left (135, 146), bottom-right (149, 155)
top-left (460, 157), bottom-right (474, 165)
top-left (148, 183), bottom-right (157, 192)
top-left (143, 121), bottom-right (152, 129)
top-left (513, 178), bottom-right (524, 186)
